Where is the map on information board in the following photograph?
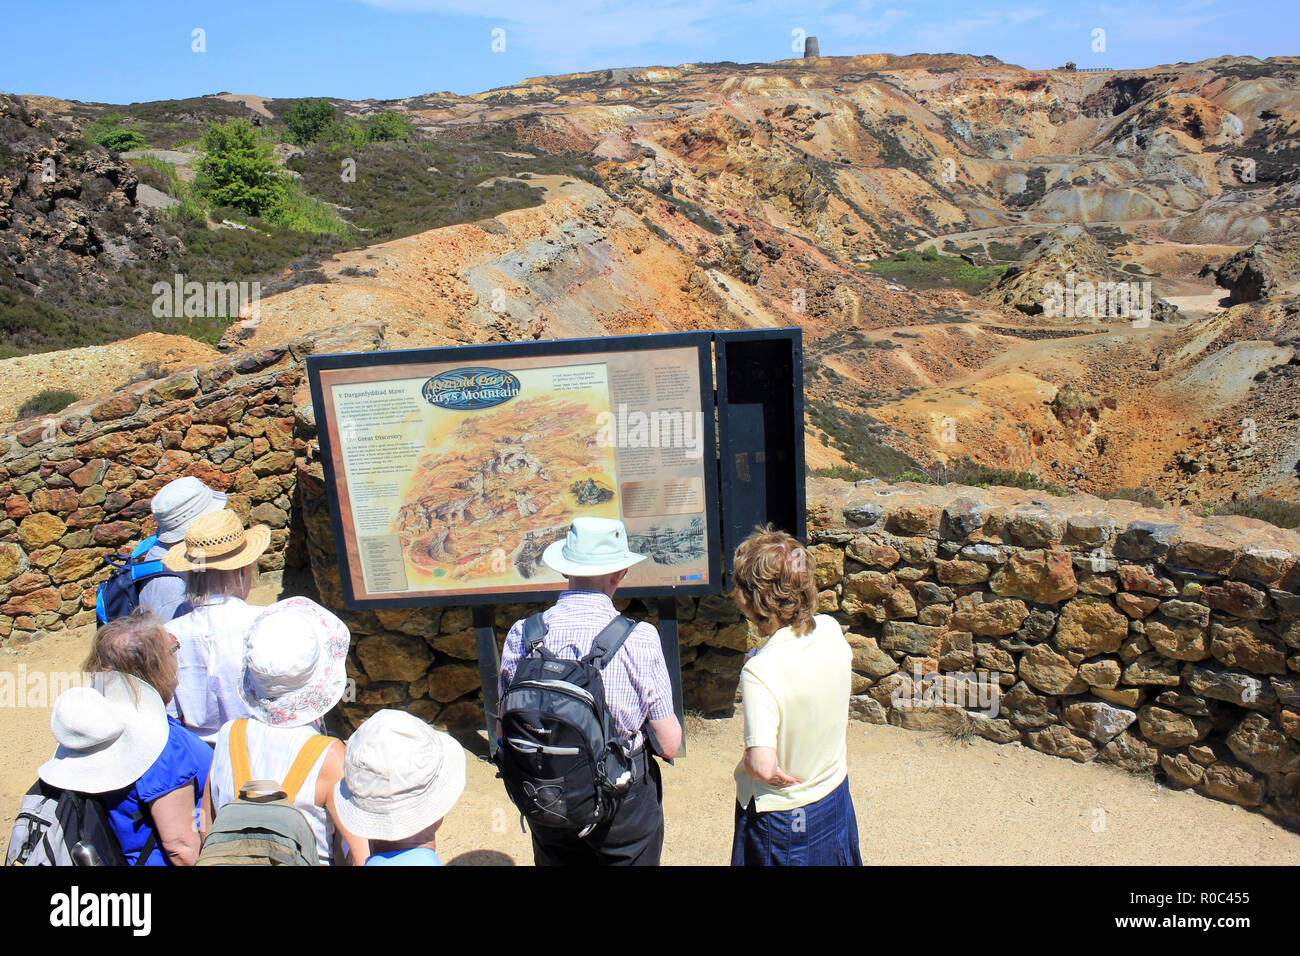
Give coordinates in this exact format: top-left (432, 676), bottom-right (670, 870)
top-left (308, 334), bottom-right (721, 607)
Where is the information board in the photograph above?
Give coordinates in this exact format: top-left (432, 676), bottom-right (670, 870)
top-left (308, 332), bottom-right (722, 608)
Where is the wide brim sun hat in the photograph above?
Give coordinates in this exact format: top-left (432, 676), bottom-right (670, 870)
top-left (162, 508), bottom-right (270, 573)
top-left (239, 596), bottom-right (351, 728)
top-left (152, 476), bottom-right (228, 545)
top-left (333, 709), bottom-right (467, 841)
top-left (38, 672), bottom-right (169, 794)
top-left (542, 515), bottom-right (647, 577)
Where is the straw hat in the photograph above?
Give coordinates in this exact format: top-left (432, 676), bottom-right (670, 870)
top-left (239, 597), bottom-right (351, 728)
top-left (151, 476), bottom-right (228, 545)
top-left (162, 509), bottom-right (270, 573)
top-left (542, 516), bottom-right (646, 577)
top-left (38, 673), bottom-right (169, 794)
top-left (334, 710), bottom-right (466, 841)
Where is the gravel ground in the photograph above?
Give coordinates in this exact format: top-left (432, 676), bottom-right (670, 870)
top-left (4, 625), bottom-right (1299, 866)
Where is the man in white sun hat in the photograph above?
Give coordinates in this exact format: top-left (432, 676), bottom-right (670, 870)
top-left (139, 476), bottom-right (228, 623)
top-left (498, 515), bottom-right (681, 866)
top-left (334, 709), bottom-right (466, 866)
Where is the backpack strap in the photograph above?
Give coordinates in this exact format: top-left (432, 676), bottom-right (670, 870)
top-left (523, 613), bottom-right (547, 654)
top-left (133, 829), bottom-right (158, 867)
top-left (129, 535), bottom-right (159, 562)
top-left (128, 799), bottom-right (160, 867)
top-left (128, 559), bottom-right (171, 586)
top-left (583, 616), bottom-right (637, 670)
top-left (281, 735), bottom-right (334, 804)
top-left (229, 719), bottom-right (253, 795)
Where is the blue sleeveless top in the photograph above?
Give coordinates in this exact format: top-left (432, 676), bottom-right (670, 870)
top-left (101, 716), bottom-right (212, 865)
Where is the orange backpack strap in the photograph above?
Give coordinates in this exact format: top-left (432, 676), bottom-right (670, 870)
top-left (281, 735), bottom-right (334, 803)
top-left (229, 719), bottom-right (252, 794)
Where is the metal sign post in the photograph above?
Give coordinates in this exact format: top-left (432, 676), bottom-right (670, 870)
top-left (473, 605), bottom-right (501, 759)
top-left (656, 596), bottom-right (686, 755)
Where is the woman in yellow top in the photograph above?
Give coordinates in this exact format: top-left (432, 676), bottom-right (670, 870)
top-left (730, 526), bottom-right (862, 866)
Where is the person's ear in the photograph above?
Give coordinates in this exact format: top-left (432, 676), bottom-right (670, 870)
top-left (611, 569), bottom-right (627, 588)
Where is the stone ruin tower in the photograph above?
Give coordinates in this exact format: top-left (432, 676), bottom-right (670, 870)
top-left (803, 36), bottom-right (820, 58)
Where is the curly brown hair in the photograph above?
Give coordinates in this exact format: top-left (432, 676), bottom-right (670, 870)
top-left (731, 524), bottom-right (817, 637)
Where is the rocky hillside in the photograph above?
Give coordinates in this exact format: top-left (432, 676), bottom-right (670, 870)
top-left (0, 95), bottom-right (180, 355)
top-left (3, 53), bottom-right (1300, 513)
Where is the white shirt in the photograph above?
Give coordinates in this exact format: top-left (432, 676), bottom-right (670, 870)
top-left (166, 596), bottom-right (263, 743)
top-left (734, 614), bottom-right (851, 813)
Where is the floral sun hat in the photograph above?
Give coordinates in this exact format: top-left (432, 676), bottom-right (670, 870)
top-left (239, 597), bottom-right (351, 728)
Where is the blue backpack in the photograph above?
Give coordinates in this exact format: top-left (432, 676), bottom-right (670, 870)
top-left (94, 535), bottom-right (177, 625)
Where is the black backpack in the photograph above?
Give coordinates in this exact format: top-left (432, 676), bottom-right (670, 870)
top-left (496, 614), bottom-right (638, 835)
top-left (95, 535), bottom-right (178, 625)
top-left (5, 780), bottom-right (155, 867)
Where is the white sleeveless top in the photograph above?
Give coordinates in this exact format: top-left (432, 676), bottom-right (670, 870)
top-left (210, 719), bottom-right (335, 865)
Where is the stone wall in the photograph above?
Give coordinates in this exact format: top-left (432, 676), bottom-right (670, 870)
top-left (6, 323), bottom-right (1300, 826)
top-left (0, 324), bottom-right (380, 645)
top-left (805, 479), bottom-right (1300, 827)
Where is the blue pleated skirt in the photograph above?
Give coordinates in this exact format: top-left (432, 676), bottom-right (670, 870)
top-left (731, 777), bottom-right (862, 866)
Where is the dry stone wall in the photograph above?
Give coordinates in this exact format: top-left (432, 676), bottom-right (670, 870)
top-left (5, 323), bottom-right (1300, 826)
top-left (807, 479), bottom-right (1300, 827)
top-left (0, 324), bottom-right (381, 645)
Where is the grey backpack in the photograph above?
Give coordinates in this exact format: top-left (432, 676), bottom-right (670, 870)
top-left (6, 780), bottom-right (154, 866)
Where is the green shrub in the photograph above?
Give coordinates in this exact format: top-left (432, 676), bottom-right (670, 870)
top-left (806, 399), bottom-right (922, 477)
top-left (318, 119), bottom-right (367, 147)
top-left (862, 255), bottom-right (1009, 294)
top-left (811, 465), bottom-right (871, 482)
top-left (17, 389), bottom-right (79, 419)
top-left (83, 113), bottom-right (148, 152)
top-left (1204, 497), bottom-right (1300, 530)
top-left (129, 154), bottom-right (183, 195)
top-left (264, 180), bottom-right (350, 235)
top-left (899, 460), bottom-right (1062, 493)
top-left (366, 110), bottom-right (415, 143)
top-left (1096, 486), bottom-right (1164, 508)
top-left (194, 119), bottom-right (288, 217)
top-left (96, 128), bottom-right (147, 151)
top-left (283, 98), bottom-right (339, 146)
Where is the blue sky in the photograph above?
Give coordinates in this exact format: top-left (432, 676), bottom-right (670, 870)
top-left (4, 0), bottom-right (1296, 104)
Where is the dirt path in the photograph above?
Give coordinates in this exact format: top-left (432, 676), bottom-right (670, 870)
top-left (4, 627), bottom-right (1299, 865)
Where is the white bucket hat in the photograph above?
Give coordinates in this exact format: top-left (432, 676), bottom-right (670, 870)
top-left (334, 710), bottom-right (466, 841)
top-left (38, 672), bottom-right (169, 794)
top-left (152, 476), bottom-right (228, 545)
top-left (542, 516), bottom-right (646, 577)
top-left (239, 597), bottom-right (351, 728)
